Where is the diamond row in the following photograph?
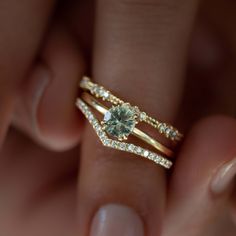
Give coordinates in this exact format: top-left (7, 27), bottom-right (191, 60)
top-left (76, 98), bottom-right (173, 169)
top-left (80, 76), bottom-right (183, 142)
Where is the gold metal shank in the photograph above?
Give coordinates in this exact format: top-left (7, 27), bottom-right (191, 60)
top-left (79, 76), bottom-right (183, 142)
top-left (81, 92), bottom-right (174, 158)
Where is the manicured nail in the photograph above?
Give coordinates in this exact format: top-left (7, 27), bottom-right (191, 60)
top-left (211, 158), bottom-right (236, 195)
top-left (90, 204), bottom-right (144, 236)
top-left (27, 64), bottom-right (50, 132)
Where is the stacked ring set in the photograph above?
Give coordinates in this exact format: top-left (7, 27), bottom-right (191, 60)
top-left (76, 76), bottom-right (183, 169)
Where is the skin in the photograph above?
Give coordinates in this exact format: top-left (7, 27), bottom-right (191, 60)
top-left (0, 0), bottom-right (236, 235)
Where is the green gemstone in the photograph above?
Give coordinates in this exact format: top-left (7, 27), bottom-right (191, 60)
top-left (103, 104), bottom-right (136, 139)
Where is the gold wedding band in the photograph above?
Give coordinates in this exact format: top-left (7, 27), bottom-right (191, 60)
top-left (80, 76), bottom-right (183, 142)
top-left (76, 76), bottom-right (183, 169)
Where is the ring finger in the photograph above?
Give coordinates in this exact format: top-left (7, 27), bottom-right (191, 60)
top-left (77, 0), bottom-right (199, 235)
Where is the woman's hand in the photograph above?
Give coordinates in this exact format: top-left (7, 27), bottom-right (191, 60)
top-left (0, 0), bottom-right (236, 236)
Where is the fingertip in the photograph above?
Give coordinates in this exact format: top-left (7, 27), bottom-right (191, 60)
top-left (14, 24), bottom-right (86, 151)
top-left (179, 115), bottom-right (236, 165)
top-left (37, 26), bottom-right (86, 150)
top-left (164, 115), bottom-right (236, 233)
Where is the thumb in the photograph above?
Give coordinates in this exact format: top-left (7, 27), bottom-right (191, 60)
top-left (163, 116), bottom-right (236, 236)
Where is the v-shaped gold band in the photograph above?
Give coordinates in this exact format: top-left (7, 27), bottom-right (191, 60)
top-left (76, 98), bottom-right (173, 169)
top-left (81, 92), bottom-right (174, 158)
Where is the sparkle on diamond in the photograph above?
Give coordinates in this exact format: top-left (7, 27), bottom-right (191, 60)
top-left (103, 104), bottom-right (136, 139)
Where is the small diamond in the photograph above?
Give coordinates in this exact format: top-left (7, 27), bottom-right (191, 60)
top-left (128, 144), bottom-right (135, 152)
top-left (149, 153), bottom-right (156, 160)
top-left (170, 130), bottom-right (177, 139)
top-left (101, 90), bottom-right (109, 99)
top-left (104, 111), bottom-right (112, 122)
top-left (104, 139), bottom-right (112, 146)
top-left (159, 124), bottom-right (167, 133)
top-left (103, 139), bottom-right (108, 146)
top-left (110, 140), bottom-right (116, 147)
top-left (115, 141), bottom-right (121, 148)
top-left (88, 114), bottom-right (94, 121)
top-left (114, 141), bottom-right (121, 148)
top-left (167, 162), bottom-right (172, 168)
top-left (98, 130), bottom-right (104, 137)
top-left (155, 156), bottom-right (161, 163)
top-left (96, 126), bottom-right (102, 131)
top-left (93, 122), bottom-right (99, 129)
top-left (160, 158), bottom-right (166, 165)
top-left (120, 143), bottom-right (127, 150)
top-left (165, 128), bottom-right (172, 137)
top-left (140, 112), bottom-right (147, 121)
top-left (164, 161), bottom-right (169, 167)
top-left (96, 128), bottom-right (102, 134)
top-left (80, 77), bottom-right (90, 87)
top-left (136, 147), bottom-right (143, 154)
top-left (91, 86), bottom-right (96, 93)
top-left (91, 85), bottom-right (99, 94)
top-left (143, 150), bottom-right (149, 157)
top-left (132, 106), bottom-right (140, 115)
top-left (101, 136), bottom-right (106, 143)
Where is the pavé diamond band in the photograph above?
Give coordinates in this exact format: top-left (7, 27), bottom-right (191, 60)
top-left (80, 92), bottom-right (174, 158)
top-left (80, 76), bottom-right (183, 143)
top-left (76, 98), bottom-right (173, 169)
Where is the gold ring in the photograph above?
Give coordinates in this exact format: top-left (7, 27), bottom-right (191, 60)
top-left (80, 76), bottom-right (183, 142)
top-left (76, 97), bottom-right (173, 169)
top-left (81, 92), bottom-right (174, 158)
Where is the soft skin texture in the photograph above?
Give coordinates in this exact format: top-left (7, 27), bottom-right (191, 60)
top-left (14, 24), bottom-right (86, 150)
top-left (0, 0), bottom-right (236, 236)
top-left (163, 116), bottom-right (236, 236)
top-left (0, 0), bottom-right (56, 144)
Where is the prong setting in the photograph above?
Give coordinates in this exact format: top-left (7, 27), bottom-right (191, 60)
top-left (102, 103), bottom-right (138, 141)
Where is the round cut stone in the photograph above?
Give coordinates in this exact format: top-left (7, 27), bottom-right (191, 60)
top-left (103, 104), bottom-right (136, 139)
top-left (143, 150), bottom-right (149, 157)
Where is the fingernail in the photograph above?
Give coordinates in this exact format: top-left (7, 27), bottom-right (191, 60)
top-left (26, 64), bottom-right (50, 132)
top-left (90, 204), bottom-right (144, 236)
top-left (211, 158), bottom-right (236, 195)
top-left (13, 64), bottom-right (50, 133)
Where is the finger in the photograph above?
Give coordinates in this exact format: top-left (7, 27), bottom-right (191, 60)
top-left (13, 23), bottom-right (86, 151)
top-left (0, 0), bottom-right (55, 145)
top-left (77, 0), bottom-right (199, 236)
top-left (163, 116), bottom-right (236, 236)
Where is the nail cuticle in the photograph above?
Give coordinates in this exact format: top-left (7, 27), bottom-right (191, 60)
top-left (90, 204), bottom-right (144, 236)
top-left (27, 64), bottom-right (51, 134)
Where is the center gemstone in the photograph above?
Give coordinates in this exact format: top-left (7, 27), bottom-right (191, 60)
top-left (103, 104), bottom-right (136, 139)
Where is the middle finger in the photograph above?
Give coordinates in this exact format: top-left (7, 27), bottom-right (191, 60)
top-left (77, 0), bottom-right (199, 235)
